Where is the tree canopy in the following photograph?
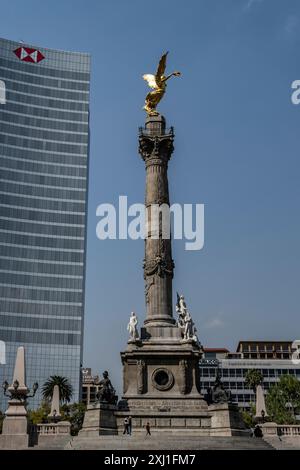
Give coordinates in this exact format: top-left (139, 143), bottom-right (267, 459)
top-left (245, 369), bottom-right (263, 392)
top-left (42, 375), bottom-right (73, 403)
top-left (266, 375), bottom-right (300, 424)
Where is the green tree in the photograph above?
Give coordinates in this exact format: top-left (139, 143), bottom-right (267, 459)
top-left (240, 403), bottom-right (256, 429)
top-left (245, 369), bottom-right (263, 392)
top-left (266, 375), bottom-right (300, 424)
top-left (42, 375), bottom-right (73, 403)
top-left (279, 374), bottom-right (300, 418)
top-left (266, 383), bottom-right (292, 424)
top-left (28, 401), bottom-right (50, 425)
top-left (60, 402), bottom-right (86, 435)
top-left (27, 400), bottom-right (86, 435)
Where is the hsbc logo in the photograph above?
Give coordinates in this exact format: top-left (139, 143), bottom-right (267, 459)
top-left (14, 46), bottom-right (45, 63)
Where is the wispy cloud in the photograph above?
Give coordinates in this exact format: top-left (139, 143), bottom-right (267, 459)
top-left (245, 0), bottom-right (263, 10)
top-left (204, 317), bottom-right (224, 329)
top-left (284, 15), bottom-right (299, 36)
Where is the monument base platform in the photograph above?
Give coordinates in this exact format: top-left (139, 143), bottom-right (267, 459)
top-left (115, 401), bottom-right (246, 437)
top-left (69, 434), bottom-right (272, 450)
top-left (76, 398), bottom-right (246, 438)
top-left (79, 403), bottom-right (117, 437)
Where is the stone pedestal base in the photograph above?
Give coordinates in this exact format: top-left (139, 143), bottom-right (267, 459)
top-left (0, 415), bottom-right (28, 449)
top-left (118, 328), bottom-right (248, 436)
top-left (260, 422), bottom-right (278, 435)
top-left (118, 320), bottom-right (247, 437)
top-left (79, 403), bottom-right (117, 437)
top-left (0, 434), bottom-right (28, 449)
top-left (209, 403), bottom-right (248, 436)
top-left (121, 335), bottom-right (203, 399)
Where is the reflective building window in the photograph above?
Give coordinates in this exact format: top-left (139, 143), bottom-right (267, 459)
top-left (0, 38), bottom-right (90, 410)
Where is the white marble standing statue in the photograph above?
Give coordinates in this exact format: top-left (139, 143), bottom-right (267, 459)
top-left (175, 293), bottom-right (187, 327)
top-left (183, 311), bottom-right (194, 340)
top-left (127, 312), bottom-right (139, 341)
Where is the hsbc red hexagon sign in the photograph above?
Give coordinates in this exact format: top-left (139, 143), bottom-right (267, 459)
top-left (14, 47), bottom-right (45, 63)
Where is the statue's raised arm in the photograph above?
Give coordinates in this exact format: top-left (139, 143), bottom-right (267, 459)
top-left (143, 52), bottom-right (181, 116)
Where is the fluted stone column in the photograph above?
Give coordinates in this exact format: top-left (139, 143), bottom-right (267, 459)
top-left (139, 115), bottom-right (176, 328)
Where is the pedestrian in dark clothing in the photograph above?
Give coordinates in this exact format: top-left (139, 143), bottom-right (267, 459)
top-left (254, 424), bottom-right (263, 438)
top-left (145, 421), bottom-right (151, 436)
top-left (128, 416), bottom-right (132, 435)
top-left (123, 417), bottom-right (129, 435)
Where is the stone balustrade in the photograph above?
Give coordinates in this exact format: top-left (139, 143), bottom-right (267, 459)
top-left (35, 422), bottom-right (70, 435)
top-left (278, 425), bottom-right (300, 436)
top-left (261, 423), bottom-right (300, 436)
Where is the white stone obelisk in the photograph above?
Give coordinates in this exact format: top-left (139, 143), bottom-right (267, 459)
top-left (48, 384), bottom-right (61, 419)
top-left (255, 384), bottom-right (268, 421)
top-left (0, 346), bottom-right (29, 449)
top-left (11, 345), bottom-right (27, 390)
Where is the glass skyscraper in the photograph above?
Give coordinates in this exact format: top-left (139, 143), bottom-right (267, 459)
top-left (0, 38), bottom-right (90, 409)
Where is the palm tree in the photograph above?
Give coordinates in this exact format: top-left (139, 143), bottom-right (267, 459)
top-left (245, 369), bottom-right (263, 393)
top-left (42, 376), bottom-right (73, 403)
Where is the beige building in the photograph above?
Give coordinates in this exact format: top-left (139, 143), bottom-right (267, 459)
top-left (236, 341), bottom-right (293, 360)
top-left (81, 368), bottom-right (101, 406)
top-left (200, 341), bottom-right (300, 409)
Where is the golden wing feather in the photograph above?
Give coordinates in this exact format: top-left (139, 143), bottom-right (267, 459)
top-left (155, 51), bottom-right (168, 87)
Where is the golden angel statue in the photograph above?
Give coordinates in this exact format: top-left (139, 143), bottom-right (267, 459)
top-left (143, 52), bottom-right (181, 116)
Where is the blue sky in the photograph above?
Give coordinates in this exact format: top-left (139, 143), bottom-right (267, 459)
top-left (1, 0), bottom-right (300, 393)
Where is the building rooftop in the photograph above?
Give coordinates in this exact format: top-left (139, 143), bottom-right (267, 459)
top-left (203, 348), bottom-right (229, 353)
top-left (236, 340), bottom-right (292, 352)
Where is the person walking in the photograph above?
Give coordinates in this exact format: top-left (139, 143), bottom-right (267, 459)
top-left (123, 417), bottom-right (129, 435)
top-left (128, 416), bottom-right (132, 435)
top-left (145, 421), bottom-right (151, 436)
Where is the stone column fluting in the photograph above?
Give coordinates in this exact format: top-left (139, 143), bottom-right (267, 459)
top-left (138, 114), bottom-right (175, 328)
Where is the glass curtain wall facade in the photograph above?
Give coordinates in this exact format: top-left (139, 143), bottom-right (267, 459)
top-left (0, 38), bottom-right (90, 409)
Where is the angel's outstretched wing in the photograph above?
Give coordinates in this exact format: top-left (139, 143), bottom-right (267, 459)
top-left (155, 51), bottom-right (168, 86)
top-left (143, 74), bottom-right (157, 89)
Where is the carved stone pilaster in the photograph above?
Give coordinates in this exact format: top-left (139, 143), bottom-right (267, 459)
top-left (178, 360), bottom-right (188, 395)
top-left (137, 360), bottom-right (145, 394)
top-left (123, 362), bottom-right (129, 394)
